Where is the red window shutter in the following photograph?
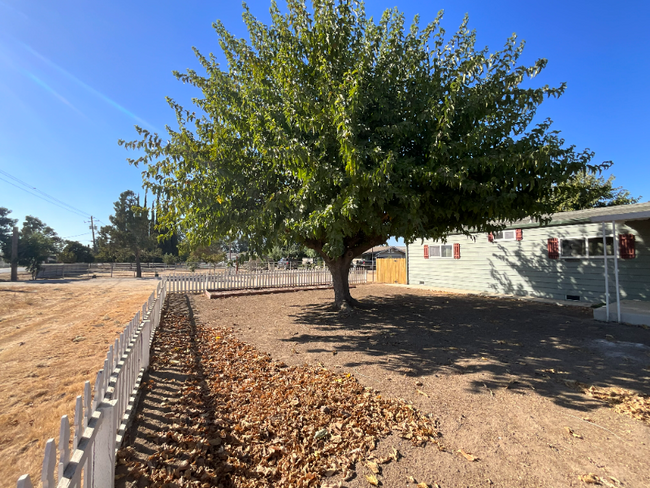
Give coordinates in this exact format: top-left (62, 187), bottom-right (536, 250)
top-left (453, 243), bottom-right (461, 259)
top-left (488, 233), bottom-right (494, 243)
top-left (547, 238), bottom-right (559, 259)
top-left (619, 234), bottom-right (636, 259)
top-left (424, 245), bottom-right (429, 259)
top-left (516, 228), bottom-right (523, 241)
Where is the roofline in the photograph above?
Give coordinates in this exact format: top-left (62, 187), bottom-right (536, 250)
top-left (590, 210), bottom-right (650, 223)
top-left (507, 217), bottom-right (591, 229)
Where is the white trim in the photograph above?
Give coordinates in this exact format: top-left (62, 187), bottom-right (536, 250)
top-left (613, 221), bottom-right (621, 323)
top-left (590, 210), bottom-right (650, 223)
top-left (602, 223), bottom-right (609, 321)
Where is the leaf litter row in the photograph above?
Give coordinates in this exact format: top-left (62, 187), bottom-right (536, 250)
top-left (117, 310), bottom-right (443, 487)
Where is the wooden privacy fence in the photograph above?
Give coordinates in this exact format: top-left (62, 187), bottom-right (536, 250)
top-left (163, 267), bottom-right (368, 293)
top-left (376, 258), bottom-right (407, 284)
top-left (16, 281), bottom-right (167, 488)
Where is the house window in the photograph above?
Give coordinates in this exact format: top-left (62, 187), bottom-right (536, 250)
top-left (429, 244), bottom-right (453, 258)
top-left (493, 230), bottom-right (517, 241)
top-left (587, 237), bottom-right (614, 256)
top-left (561, 238), bottom-right (586, 257)
top-left (559, 236), bottom-right (614, 259)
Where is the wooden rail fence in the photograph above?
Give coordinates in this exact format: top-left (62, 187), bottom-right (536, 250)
top-left (163, 267), bottom-right (368, 293)
top-left (16, 282), bottom-right (166, 488)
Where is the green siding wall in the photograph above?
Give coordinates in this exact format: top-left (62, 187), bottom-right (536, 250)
top-left (408, 220), bottom-right (650, 303)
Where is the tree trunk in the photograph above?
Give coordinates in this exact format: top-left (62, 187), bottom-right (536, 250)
top-left (135, 249), bottom-right (142, 278)
top-left (325, 255), bottom-right (361, 310)
top-left (304, 235), bottom-right (386, 311)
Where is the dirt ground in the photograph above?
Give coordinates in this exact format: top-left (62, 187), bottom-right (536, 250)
top-left (119, 284), bottom-right (650, 488)
top-left (0, 277), bottom-right (159, 486)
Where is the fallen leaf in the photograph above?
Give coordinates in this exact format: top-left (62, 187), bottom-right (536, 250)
top-left (367, 461), bottom-right (380, 474)
top-left (391, 447), bottom-right (401, 461)
top-left (457, 449), bottom-right (478, 461)
top-left (314, 428), bottom-right (329, 440)
top-left (416, 389), bottom-right (429, 398)
top-left (579, 473), bottom-right (600, 484)
top-left (407, 476), bottom-right (417, 483)
top-left (417, 483), bottom-right (429, 488)
top-left (565, 427), bottom-right (583, 439)
top-left (365, 474), bottom-right (379, 486)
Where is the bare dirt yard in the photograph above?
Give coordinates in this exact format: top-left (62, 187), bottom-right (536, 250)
top-left (0, 277), bottom-right (159, 486)
top-left (118, 284), bottom-right (650, 488)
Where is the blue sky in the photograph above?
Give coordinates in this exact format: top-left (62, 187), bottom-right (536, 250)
top-left (1, 0), bottom-right (648, 248)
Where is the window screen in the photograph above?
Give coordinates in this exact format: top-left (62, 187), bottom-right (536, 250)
top-left (494, 230), bottom-right (515, 240)
top-left (561, 238), bottom-right (586, 257)
top-left (441, 245), bottom-right (453, 258)
top-left (430, 246), bottom-right (441, 257)
top-left (588, 237), bottom-right (613, 256)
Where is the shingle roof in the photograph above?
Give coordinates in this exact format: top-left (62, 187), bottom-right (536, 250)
top-left (512, 201), bottom-right (650, 228)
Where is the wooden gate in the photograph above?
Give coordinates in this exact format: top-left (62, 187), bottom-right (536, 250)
top-left (376, 258), bottom-right (407, 284)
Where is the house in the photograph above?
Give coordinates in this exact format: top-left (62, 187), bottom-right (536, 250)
top-left (407, 202), bottom-right (650, 318)
top-left (361, 245), bottom-right (406, 261)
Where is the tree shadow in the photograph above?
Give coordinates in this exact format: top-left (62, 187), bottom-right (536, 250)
top-left (486, 220), bottom-right (649, 302)
top-left (285, 292), bottom-right (650, 413)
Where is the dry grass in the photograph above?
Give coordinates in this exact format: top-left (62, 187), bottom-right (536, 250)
top-left (0, 278), bottom-right (159, 487)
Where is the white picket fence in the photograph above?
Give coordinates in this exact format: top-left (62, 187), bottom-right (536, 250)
top-left (16, 281), bottom-right (167, 488)
top-left (163, 267), bottom-right (368, 293)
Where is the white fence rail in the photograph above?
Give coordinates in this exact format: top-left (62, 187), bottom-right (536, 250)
top-left (16, 281), bottom-right (167, 488)
top-left (36, 262), bottom-right (182, 279)
top-left (163, 267), bottom-right (368, 293)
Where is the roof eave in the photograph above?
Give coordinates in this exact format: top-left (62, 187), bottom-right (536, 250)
top-left (590, 211), bottom-right (650, 223)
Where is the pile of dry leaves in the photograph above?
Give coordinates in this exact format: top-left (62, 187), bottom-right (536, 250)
top-left (584, 385), bottom-right (650, 424)
top-left (117, 310), bottom-right (442, 487)
top-left (563, 379), bottom-right (650, 425)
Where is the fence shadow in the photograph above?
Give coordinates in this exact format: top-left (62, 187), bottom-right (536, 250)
top-left (286, 292), bottom-right (650, 412)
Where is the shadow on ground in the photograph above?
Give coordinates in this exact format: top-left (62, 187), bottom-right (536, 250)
top-left (285, 292), bottom-right (650, 413)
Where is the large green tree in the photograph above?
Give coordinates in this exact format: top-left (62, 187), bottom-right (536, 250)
top-left (16, 216), bottom-right (61, 279)
top-left (122, 0), bottom-right (597, 308)
top-left (0, 207), bottom-right (18, 262)
top-left (58, 240), bottom-right (95, 263)
top-left (550, 169), bottom-right (642, 212)
top-left (100, 191), bottom-right (154, 277)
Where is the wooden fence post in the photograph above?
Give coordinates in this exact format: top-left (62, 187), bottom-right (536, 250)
top-left (58, 415), bottom-right (71, 481)
top-left (91, 400), bottom-right (117, 488)
top-left (41, 439), bottom-right (56, 488)
top-left (16, 475), bottom-right (34, 488)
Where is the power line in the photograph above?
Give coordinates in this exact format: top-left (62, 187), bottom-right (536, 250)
top-left (0, 169), bottom-right (91, 218)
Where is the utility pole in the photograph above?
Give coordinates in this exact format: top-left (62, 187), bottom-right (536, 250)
top-left (10, 226), bottom-right (18, 281)
top-left (89, 216), bottom-right (97, 252)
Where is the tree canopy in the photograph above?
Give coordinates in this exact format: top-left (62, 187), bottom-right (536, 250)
top-left (550, 170), bottom-right (642, 212)
top-left (98, 190), bottom-right (154, 277)
top-left (0, 207), bottom-right (17, 262)
top-left (17, 216), bottom-right (61, 278)
top-left (59, 240), bottom-right (95, 263)
top-left (122, 0), bottom-right (598, 308)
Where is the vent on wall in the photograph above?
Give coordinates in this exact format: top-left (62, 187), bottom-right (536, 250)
top-left (420, 281), bottom-right (425, 285)
top-left (566, 295), bottom-right (580, 301)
